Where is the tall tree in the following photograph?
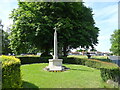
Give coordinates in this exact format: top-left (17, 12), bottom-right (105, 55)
top-left (110, 29), bottom-right (120, 56)
top-left (2, 30), bottom-right (12, 54)
top-left (0, 19), bottom-right (12, 55)
top-left (9, 2), bottom-right (99, 56)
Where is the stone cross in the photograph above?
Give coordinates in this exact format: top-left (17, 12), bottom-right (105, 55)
top-left (45, 27), bottom-right (68, 71)
top-left (53, 27), bottom-right (58, 59)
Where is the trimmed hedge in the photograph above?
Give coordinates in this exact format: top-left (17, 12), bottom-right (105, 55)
top-left (62, 57), bottom-right (118, 69)
top-left (66, 57), bottom-right (119, 84)
top-left (16, 56), bottom-right (118, 69)
top-left (16, 56), bottom-right (119, 84)
top-left (1, 55), bottom-right (22, 88)
top-left (100, 68), bottom-right (120, 82)
top-left (16, 57), bottom-right (52, 64)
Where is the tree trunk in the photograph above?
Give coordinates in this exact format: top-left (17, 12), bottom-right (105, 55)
top-left (41, 48), bottom-right (52, 57)
top-left (63, 45), bottom-right (67, 57)
top-left (58, 46), bottom-right (62, 57)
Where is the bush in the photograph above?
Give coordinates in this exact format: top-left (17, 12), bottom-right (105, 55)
top-left (16, 56), bottom-right (119, 84)
top-left (65, 57), bottom-right (119, 84)
top-left (63, 57), bottom-right (119, 84)
top-left (16, 56), bottom-right (118, 69)
top-left (1, 55), bottom-right (22, 88)
top-left (100, 68), bottom-right (120, 82)
top-left (16, 56), bottom-right (52, 64)
top-left (63, 57), bottom-right (118, 69)
top-left (40, 52), bottom-right (53, 58)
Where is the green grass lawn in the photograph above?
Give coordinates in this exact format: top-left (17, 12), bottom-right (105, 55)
top-left (21, 63), bottom-right (113, 88)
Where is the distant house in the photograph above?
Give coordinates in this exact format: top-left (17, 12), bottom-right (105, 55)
top-left (81, 51), bottom-right (110, 56)
top-left (95, 51), bottom-right (103, 56)
top-left (102, 52), bottom-right (111, 56)
top-left (37, 53), bottom-right (42, 56)
top-left (68, 52), bottom-right (81, 55)
top-left (68, 51), bottom-right (111, 56)
top-left (81, 51), bottom-right (97, 56)
top-left (89, 51), bottom-right (97, 56)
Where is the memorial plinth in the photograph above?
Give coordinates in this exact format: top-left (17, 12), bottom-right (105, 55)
top-left (47, 59), bottom-right (63, 71)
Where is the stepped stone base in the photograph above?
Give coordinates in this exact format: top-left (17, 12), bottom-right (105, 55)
top-left (44, 59), bottom-right (69, 71)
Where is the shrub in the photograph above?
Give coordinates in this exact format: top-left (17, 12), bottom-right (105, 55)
top-left (16, 56), bottom-right (52, 64)
top-left (16, 56), bottom-right (119, 84)
top-left (100, 68), bottom-right (120, 82)
top-left (40, 52), bottom-right (53, 58)
top-left (63, 57), bottom-right (118, 69)
top-left (1, 55), bottom-right (22, 88)
top-left (66, 57), bottom-right (119, 83)
top-left (66, 57), bottom-right (119, 84)
top-left (17, 56), bottom-right (118, 69)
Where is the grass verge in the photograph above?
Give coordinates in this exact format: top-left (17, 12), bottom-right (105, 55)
top-left (21, 63), bottom-right (114, 88)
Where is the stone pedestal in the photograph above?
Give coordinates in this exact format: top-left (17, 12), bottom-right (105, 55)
top-left (46, 59), bottom-right (64, 71)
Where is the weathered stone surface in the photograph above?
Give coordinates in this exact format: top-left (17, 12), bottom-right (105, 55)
top-left (46, 59), bottom-right (63, 71)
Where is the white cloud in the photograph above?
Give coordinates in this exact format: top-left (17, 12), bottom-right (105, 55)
top-left (96, 13), bottom-right (118, 28)
top-left (98, 35), bottom-right (110, 40)
top-left (84, 2), bottom-right (118, 52)
top-left (0, 0), bottom-right (18, 31)
top-left (95, 35), bottom-right (112, 52)
top-left (2, 0), bottom-right (17, 3)
top-left (94, 4), bottom-right (117, 19)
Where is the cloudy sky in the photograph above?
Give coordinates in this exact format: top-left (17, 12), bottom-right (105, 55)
top-left (0, 0), bottom-right (119, 52)
top-left (84, 1), bottom-right (118, 52)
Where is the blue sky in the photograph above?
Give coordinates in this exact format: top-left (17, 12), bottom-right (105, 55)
top-left (0, 0), bottom-right (18, 30)
top-left (84, 1), bottom-right (118, 52)
top-left (0, 0), bottom-right (119, 52)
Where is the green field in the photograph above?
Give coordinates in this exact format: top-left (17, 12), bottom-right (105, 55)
top-left (21, 63), bottom-right (113, 88)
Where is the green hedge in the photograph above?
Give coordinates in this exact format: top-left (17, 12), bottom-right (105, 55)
top-left (63, 57), bottom-right (118, 69)
top-left (66, 57), bottom-right (119, 83)
top-left (63, 57), bottom-right (119, 84)
top-left (16, 56), bottom-right (119, 84)
top-left (16, 56), bottom-right (75, 65)
top-left (1, 55), bottom-right (22, 88)
top-left (16, 56), bottom-right (118, 69)
top-left (16, 57), bottom-right (52, 64)
top-left (100, 68), bottom-right (120, 82)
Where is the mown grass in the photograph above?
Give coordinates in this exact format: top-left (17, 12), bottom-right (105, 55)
top-left (21, 63), bottom-right (114, 88)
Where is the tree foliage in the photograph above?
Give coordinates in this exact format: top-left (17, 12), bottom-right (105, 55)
top-left (2, 30), bottom-right (12, 54)
top-left (9, 2), bottom-right (99, 56)
top-left (110, 29), bottom-right (120, 56)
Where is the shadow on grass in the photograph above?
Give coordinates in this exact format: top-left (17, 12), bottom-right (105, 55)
top-left (22, 81), bottom-right (39, 89)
